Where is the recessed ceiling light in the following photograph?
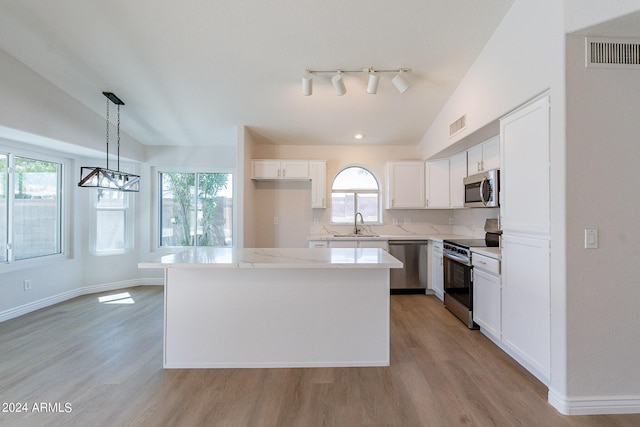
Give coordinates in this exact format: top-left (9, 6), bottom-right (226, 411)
top-left (354, 133), bottom-right (365, 140)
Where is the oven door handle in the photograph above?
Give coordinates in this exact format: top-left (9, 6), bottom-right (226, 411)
top-left (444, 252), bottom-right (471, 266)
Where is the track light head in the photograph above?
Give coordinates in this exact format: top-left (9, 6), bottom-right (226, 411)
top-left (332, 72), bottom-right (346, 96)
top-left (392, 70), bottom-right (410, 93)
top-left (302, 72), bottom-right (313, 96)
top-left (366, 71), bottom-right (379, 94)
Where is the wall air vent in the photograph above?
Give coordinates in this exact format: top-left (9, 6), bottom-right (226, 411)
top-left (586, 36), bottom-right (640, 69)
top-left (449, 114), bottom-right (467, 137)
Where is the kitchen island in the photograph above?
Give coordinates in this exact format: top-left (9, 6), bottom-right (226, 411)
top-left (139, 247), bottom-right (402, 368)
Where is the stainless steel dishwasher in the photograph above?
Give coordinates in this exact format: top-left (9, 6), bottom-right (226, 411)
top-left (388, 240), bottom-right (429, 294)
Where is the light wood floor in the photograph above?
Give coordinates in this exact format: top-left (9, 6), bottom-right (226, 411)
top-left (1, 286), bottom-right (639, 427)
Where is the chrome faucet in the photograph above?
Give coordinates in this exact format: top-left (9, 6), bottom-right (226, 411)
top-left (354, 212), bottom-right (364, 235)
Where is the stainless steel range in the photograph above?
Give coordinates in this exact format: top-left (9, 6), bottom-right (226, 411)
top-left (443, 233), bottom-right (499, 329)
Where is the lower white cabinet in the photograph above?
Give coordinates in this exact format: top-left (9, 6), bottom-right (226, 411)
top-left (472, 254), bottom-right (501, 340)
top-left (430, 242), bottom-right (444, 300)
top-left (308, 240), bottom-right (328, 248)
top-left (308, 239), bottom-right (389, 250)
top-left (501, 234), bottom-right (550, 383)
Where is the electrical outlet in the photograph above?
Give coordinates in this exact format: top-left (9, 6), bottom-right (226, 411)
top-left (313, 218), bottom-right (318, 226)
top-left (23, 279), bottom-right (32, 291)
top-left (392, 218), bottom-right (398, 226)
top-left (273, 217), bottom-right (279, 225)
top-left (449, 217), bottom-right (454, 225)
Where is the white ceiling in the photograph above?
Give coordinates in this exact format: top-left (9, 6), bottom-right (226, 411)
top-left (0, 0), bottom-right (514, 147)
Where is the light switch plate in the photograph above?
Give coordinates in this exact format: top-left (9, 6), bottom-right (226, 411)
top-left (584, 229), bottom-right (598, 249)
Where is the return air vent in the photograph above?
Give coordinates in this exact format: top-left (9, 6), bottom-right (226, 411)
top-left (586, 36), bottom-right (640, 69)
top-left (449, 114), bottom-right (467, 137)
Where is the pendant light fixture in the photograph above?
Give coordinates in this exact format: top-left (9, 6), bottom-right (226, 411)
top-left (78, 92), bottom-right (140, 192)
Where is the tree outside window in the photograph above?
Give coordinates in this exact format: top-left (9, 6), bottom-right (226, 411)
top-left (160, 172), bottom-right (232, 247)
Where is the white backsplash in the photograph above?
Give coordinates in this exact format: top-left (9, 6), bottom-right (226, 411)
top-left (309, 222), bottom-right (453, 236)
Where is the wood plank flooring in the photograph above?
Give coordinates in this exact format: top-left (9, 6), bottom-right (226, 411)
top-left (1, 286), bottom-right (639, 426)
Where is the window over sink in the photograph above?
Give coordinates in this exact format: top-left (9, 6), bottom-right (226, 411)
top-left (331, 166), bottom-right (380, 224)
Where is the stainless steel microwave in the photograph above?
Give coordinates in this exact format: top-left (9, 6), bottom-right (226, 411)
top-left (464, 169), bottom-right (499, 208)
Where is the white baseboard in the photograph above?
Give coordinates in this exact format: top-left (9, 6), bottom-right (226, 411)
top-left (0, 278), bottom-right (164, 323)
top-left (548, 388), bottom-right (640, 415)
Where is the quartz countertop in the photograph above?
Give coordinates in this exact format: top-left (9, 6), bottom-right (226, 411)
top-left (307, 233), bottom-right (472, 242)
top-left (471, 246), bottom-right (502, 260)
top-left (139, 247), bottom-right (403, 269)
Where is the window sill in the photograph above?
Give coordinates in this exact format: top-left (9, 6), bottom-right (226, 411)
top-left (0, 253), bottom-right (71, 274)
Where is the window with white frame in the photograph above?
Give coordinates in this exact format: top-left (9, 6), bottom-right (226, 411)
top-left (0, 151), bottom-right (63, 262)
top-left (159, 171), bottom-right (233, 247)
top-left (94, 189), bottom-right (130, 253)
top-left (331, 166), bottom-right (381, 223)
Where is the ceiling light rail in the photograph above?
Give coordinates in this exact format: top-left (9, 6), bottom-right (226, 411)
top-left (77, 91), bottom-right (140, 192)
top-left (302, 67), bottom-right (411, 96)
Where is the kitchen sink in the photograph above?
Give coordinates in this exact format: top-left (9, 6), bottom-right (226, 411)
top-left (332, 234), bottom-right (381, 238)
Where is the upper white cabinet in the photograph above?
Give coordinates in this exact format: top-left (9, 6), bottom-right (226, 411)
top-left (425, 159), bottom-right (450, 209)
top-left (500, 96), bottom-right (550, 235)
top-left (252, 159), bottom-right (326, 209)
top-left (386, 161), bottom-right (425, 209)
top-left (251, 160), bottom-right (309, 179)
top-left (448, 151), bottom-right (467, 208)
top-left (467, 135), bottom-right (500, 175)
top-left (309, 161), bottom-right (326, 208)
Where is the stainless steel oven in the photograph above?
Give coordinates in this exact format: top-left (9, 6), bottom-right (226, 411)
top-left (443, 240), bottom-right (480, 329)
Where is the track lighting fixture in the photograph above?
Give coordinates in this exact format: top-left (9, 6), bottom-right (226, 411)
top-left (302, 72), bottom-right (313, 96)
top-left (302, 67), bottom-right (410, 96)
top-left (391, 70), bottom-right (410, 94)
top-left (366, 70), bottom-right (379, 94)
top-left (331, 71), bottom-right (347, 96)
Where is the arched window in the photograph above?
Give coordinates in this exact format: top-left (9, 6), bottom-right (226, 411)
top-left (331, 166), bottom-right (381, 223)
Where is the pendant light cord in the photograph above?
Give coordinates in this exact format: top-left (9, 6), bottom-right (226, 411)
top-left (105, 98), bottom-right (110, 170)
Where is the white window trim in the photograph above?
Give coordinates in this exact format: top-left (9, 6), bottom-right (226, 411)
top-left (152, 166), bottom-right (235, 254)
top-left (0, 143), bottom-right (71, 273)
top-left (330, 164), bottom-right (383, 225)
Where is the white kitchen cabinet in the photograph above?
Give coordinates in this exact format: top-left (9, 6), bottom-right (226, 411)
top-left (500, 96), bottom-right (550, 235)
top-left (329, 240), bottom-right (388, 250)
top-left (448, 151), bottom-right (467, 208)
top-left (467, 135), bottom-right (500, 175)
top-left (501, 234), bottom-right (550, 383)
top-left (328, 240), bottom-right (357, 248)
top-left (251, 160), bottom-right (282, 179)
top-left (251, 160), bottom-right (309, 180)
top-left (357, 240), bottom-right (388, 251)
top-left (308, 240), bottom-right (328, 248)
top-left (425, 159), bottom-right (450, 209)
top-left (309, 161), bottom-right (326, 208)
top-left (385, 161), bottom-right (425, 209)
top-left (430, 241), bottom-right (444, 300)
top-left (472, 253), bottom-right (501, 341)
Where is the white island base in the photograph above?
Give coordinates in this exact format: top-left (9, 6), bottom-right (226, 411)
top-left (140, 248), bottom-right (402, 369)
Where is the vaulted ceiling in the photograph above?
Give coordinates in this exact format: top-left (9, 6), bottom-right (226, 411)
top-left (0, 0), bottom-right (513, 147)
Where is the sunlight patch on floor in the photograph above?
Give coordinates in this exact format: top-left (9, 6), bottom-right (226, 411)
top-left (98, 292), bottom-right (135, 305)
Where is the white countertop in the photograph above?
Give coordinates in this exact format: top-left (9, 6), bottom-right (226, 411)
top-left (307, 233), bottom-right (472, 242)
top-left (139, 247), bottom-right (404, 269)
top-left (471, 246), bottom-right (502, 260)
